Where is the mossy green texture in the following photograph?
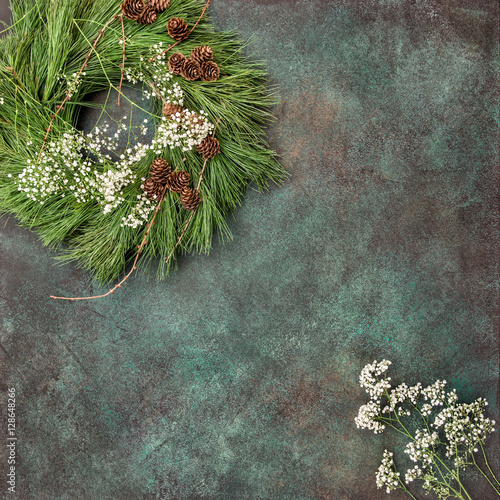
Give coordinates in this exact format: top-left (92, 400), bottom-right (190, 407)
top-left (0, 0), bottom-right (498, 499)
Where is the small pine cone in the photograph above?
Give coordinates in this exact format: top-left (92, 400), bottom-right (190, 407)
top-left (149, 158), bottom-right (171, 184)
top-left (201, 61), bottom-right (220, 82)
top-left (162, 102), bottom-right (183, 118)
top-left (148, 0), bottom-right (170, 12)
top-left (180, 58), bottom-right (201, 81)
top-left (196, 136), bottom-right (220, 159)
top-left (167, 17), bottom-right (189, 41)
top-left (165, 170), bottom-right (190, 193)
top-left (190, 45), bottom-right (213, 65)
top-left (180, 187), bottom-right (201, 211)
top-left (137, 5), bottom-right (157, 24)
top-left (168, 53), bottom-right (186, 75)
top-left (121, 0), bottom-right (145, 20)
top-left (142, 178), bottom-right (164, 199)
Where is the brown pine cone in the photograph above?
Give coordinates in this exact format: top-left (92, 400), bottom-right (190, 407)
top-left (167, 17), bottom-right (189, 41)
top-left (142, 178), bottom-right (164, 199)
top-left (180, 58), bottom-right (201, 81)
top-left (165, 170), bottom-right (190, 193)
top-left (137, 5), bottom-right (157, 24)
top-left (162, 102), bottom-right (183, 118)
top-left (148, 0), bottom-right (170, 12)
top-left (121, 0), bottom-right (145, 20)
top-left (201, 61), bottom-right (220, 82)
top-left (149, 158), bottom-right (171, 184)
top-left (190, 45), bottom-right (213, 65)
top-left (180, 187), bottom-right (201, 211)
top-left (196, 136), bottom-right (220, 159)
top-left (168, 53), bottom-right (186, 75)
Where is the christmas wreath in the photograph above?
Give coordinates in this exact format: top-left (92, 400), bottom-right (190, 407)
top-left (0, 0), bottom-right (286, 299)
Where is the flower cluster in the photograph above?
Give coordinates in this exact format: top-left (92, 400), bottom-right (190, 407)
top-left (57, 72), bottom-right (86, 99)
top-left (121, 193), bottom-right (156, 228)
top-left (376, 450), bottom-right (401, 494)
top-left (404, 465), bottom-right (422, 484)
top-left (433, 398), bottom-right (496, 463)
top-left (154, 109), bottom-right (213, 152)
top-left (143, 48), bottom-right (184, 106)
top-left (359, 359), bottom-right (392, 400)
top-left (405, 429), bottom-right (439, 467)
top-left (384, 382), bottom-right (422, 415)
top-left (355, 360), bottom-right (498, 499)
top-left (17, 125), bottom-right (149, 218)
top-left (355, 400), bottom-right (385, 434)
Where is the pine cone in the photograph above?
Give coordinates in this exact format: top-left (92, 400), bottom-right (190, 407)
top-left (167, 17), bottom-right (189, 41)
top-left (180, 187), bottom-right (201, 211)
top-left (190, 45), bottom-right (213, 65)
top-left (201, 61), bottom-right (220, 82)
top-left (148, 0), bottom-right (170, 12)
top-left (142, 178), bottom-right (164, 199)
top-left (162, 102), bottom-right (183, 118)
top-left (165, 170), bottom-right (190, 193)
top-left (137, 5), bottom-right (157, 24)
top-left (168, 53), bottom-right (186, 75)
top-left (121, 0), bottom-right (145, 20)
top-left (149, 158), bottom-right (171, 184)
top-left (180, 58), bottom-right (201, 81)
top-left (196, 136), bottom-right (220, 159)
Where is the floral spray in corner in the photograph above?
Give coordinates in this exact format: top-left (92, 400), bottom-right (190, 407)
top-left (355, 360), bottom-right (499, 499)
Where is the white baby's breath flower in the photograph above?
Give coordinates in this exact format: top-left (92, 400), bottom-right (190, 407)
top-left (376, 450), bottom-right (400, 494)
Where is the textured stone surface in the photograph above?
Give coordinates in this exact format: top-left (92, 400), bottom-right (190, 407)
top-left (0, 0), bottom-right (498, 499)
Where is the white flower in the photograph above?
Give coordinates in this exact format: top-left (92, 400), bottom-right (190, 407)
top-left (355, 400), bottom-right (385, 433)
top-left (376, 450), bottom-right (400, 493)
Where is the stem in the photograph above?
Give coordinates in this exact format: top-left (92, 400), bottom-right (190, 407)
top-left (117, 14), bottom-right (126, 106)
top-left (5, 67), bottom-right (25, 91)
top-left (146, 80), bottom-right (168, 105)
top-left (472, 457), bottom-right (500, 496)
top-left (396, 475), bottom-right (418, 500)
top-left (149, 0), bottom-right (211, 62)
top-left (50, 184), bottom-right (169, 301)
top-left (480, 441), bottom-right (500, 487)
top-left (382, 387), bottom-right (470, 499)
top-left (164, 211), bottom-right (195, 264)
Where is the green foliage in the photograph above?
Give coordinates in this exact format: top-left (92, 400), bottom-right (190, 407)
top-left (0, 0), bottom-right (286, 282)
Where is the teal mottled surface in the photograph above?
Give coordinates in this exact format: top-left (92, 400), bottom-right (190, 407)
top-left (1, 0), bottom-right (498, 499)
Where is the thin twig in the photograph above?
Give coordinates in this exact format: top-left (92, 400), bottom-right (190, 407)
top-left (5, 67), bottom-right (25, 91)
top-left (164, 211), bottom-right (195, 264)
top-left (149, 0), bottom-right (211, 63)
top-left (50, 185), bottom-right (169, 301)
top-left (38, 15), bottom-right (117, 162)
top-left (185, 0), bottom-right (211, 40)
top-left (196, 157), bottom-right (208, 190)
top-left (146, 80), bottom-right (168, 105)
top-left (196, 119), bottom-right (219, 190)
top-left (117, 14), bottom-right (126, 106)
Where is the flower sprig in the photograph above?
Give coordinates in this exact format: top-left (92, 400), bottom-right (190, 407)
top-left (355, 360), bottom-right (499, 499)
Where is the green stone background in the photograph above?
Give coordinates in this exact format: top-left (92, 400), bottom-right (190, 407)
top-left (0, 1), bottom-right (498, 499)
